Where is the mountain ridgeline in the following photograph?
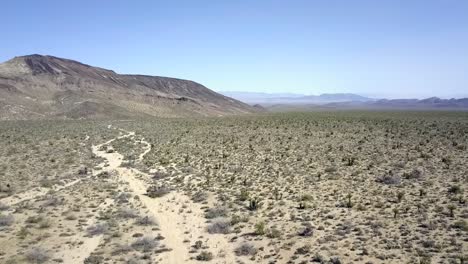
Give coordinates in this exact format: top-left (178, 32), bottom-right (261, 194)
top-left (223, 92), bottom-right (468, 111)
top-left (0, 55), bottom-right (256, 120)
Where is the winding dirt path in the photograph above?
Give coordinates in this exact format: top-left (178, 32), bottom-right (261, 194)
top-left (92, 129), bottom-right (237, 263)
top-left (92, 131), bottom-right (191, 263)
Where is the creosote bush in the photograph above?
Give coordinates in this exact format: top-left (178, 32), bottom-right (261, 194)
top-left (25, 247), bottom-right (50, 264)
top-left (0, 214), bottom-right (14, 226)
top-left (207, 218), bottom-right (231, 234)
top-left (131, 236), bottom-right (159, 252)
top-left (196, 251), bottom-right (214, 261)
top-left (234, 243), bottom-right (257, 256)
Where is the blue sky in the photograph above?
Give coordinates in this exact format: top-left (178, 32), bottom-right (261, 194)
top-left (2, 0), bottom-right (468, 98)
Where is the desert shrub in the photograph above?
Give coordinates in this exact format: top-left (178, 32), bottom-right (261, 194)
top-left (38, 218), bottom-right (51, 229)
top-left (267, 227), bottom-right (281, 238)
top-left (329, 256), bottom-right (342, 264)
top-left (295, 244), bottom-right (311, 255)
top-left (300, 194), bottom-right (313, 202)
top-left (421, 240), bottom-right (436, 248)
top-left (376, 174), bottom-right (401, 185)
top-left (312, 253), bottom-right (326, 262)
top-left (131, 236), bottom-right (158, 252)
top-left (114, 192), bottom-right (132, 204)
top-left (117, 208), bottom-right (139, 219)
top-left (152, 171), bottom-right (169, 180)
top-left (239, 189), bottom-right (249, 201)
top-left (207, 218), bottom-right (231, 234)
top-left (97, 171), bottom-right (110, 178)
top-left (196, 251), bottom-right (214, 261)
top-left (135, 215), bottom-right (157, 226)
top-left (0, 202), bottom-right (9, 211)
top-left (78, 167), bottom-right (88, 175)
top-left (25, 247), bottom-right (50, 263)
top-left (254, 221), bottom-right (266, 235)
top-left (192, 191), bottom-right (208, 203)
top-left (298, 225), bottom-right (314, 237)
top-left (26, 215), bottom-right (44, 224)
top-left (17, 226), bottom-right (30, 239)
top-left (452, 220), bottom-right (468, 231)
top-left (146, 185), bottom-right (171, 198)
top-left (205, 206), bottom-right (228, 219)
top-left (111, 244), bottom-right (133, 255)
top-left (403, 168), bottom-right (425, 180)
top-left (86, 223), bottom-right (109, 236)
top-left (448, 185), bottom-right (463, 194)
top-left (234, 243), bottom-right (257, 256)
top-left (193, 240), bottom-right (203, 250)
top-left (0, 214), bottom-right (14, 226)
top-left (84, 255), bottom-right (104, 264)
top-left (42, 196), bottom-right (62, 207)
top-left (65, 213), bottom-right (77, 221)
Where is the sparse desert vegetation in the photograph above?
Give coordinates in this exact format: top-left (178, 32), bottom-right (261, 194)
top-left (0, 111), bottom-right (467, 263)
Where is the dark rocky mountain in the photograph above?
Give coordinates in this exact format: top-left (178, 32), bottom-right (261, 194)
top-left (0, 55), bottom-right (256, 120)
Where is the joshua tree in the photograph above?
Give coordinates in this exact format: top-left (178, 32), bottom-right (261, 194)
top-left (242, 177), bottom-right (248, 186)
top-left (416, 203), bottom-right (423, 213)
top-left (442, 157), bottom-right (452, 169)
top-left (419, 189), bottom-right (426, 197)
top-left (397, 191), bottom-right (404, 203)
top-left (458, 255), bottom-right (467, 264)
top-left (273, 187), bottom-right (282, 201)
top-left (317, 171), bottom-right (324, 181)
top-left (447, 204), bottom-right (456, 217)
top-left (459, 195), bottom-right (466, 204)
top-left (346, 193), bottom-right (353, 208)
top-left (393, 208), bottom-right (399, 219)
top-left (346, 157), bottom-right (356, 166)
top-left (249, 197), bottom-right (261, 211)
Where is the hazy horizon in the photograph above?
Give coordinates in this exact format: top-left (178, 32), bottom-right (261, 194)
top-left (3, 0), bottom-right (468, 99)
top-left (218, 91), bottom-right (468, 100)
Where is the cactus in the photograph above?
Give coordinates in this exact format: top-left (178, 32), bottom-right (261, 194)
top-left (393, 208), bottom-right (399, 219)
top-left (346, 193), bottom-right (353, 208)
top-left (273, 187), bottom-right (282, 201)
top-left (249, 197), bottom-right (261, 211)
top-left (447, 204), bottom-right (456, 217)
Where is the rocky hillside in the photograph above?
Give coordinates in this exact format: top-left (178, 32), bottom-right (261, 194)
top-left (0, 55), bottom-right (256, 120)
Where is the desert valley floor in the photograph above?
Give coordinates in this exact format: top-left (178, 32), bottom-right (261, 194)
top-left (0, 111), bottom-right (467, 264)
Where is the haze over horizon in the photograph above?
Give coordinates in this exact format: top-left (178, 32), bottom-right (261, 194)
top-left (3, 0), bottom-right (468, 99)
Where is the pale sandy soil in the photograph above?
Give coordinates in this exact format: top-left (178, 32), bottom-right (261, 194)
top-left (1, 113), bottom-right (466, 264)
top-left (55, 198), bottom-right (114, 263)
top-left (91, 128), bottom-right (238, 263)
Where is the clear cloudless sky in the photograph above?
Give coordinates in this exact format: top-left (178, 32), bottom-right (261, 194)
top-left (2, 0), bottom-right (468, 98)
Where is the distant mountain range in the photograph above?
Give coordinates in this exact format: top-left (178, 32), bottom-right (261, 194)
top-left (0, 55), bottom-right (256, 120)
top-left (362, 97), bottom-right (468, 109)
top-left (222, 91), bottom-right (468, 110)
top-left (220, 91), bottom-right (375, 105)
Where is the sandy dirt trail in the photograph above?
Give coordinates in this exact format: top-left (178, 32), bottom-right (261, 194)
top-left (92, 129), bottom-right (237, 263)
top-left (55, 198), bottom-right (114, 263)
top-left (0, 132), bottom-right (135, 207)
top-left (92, 130), bottom-right (191, 263)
